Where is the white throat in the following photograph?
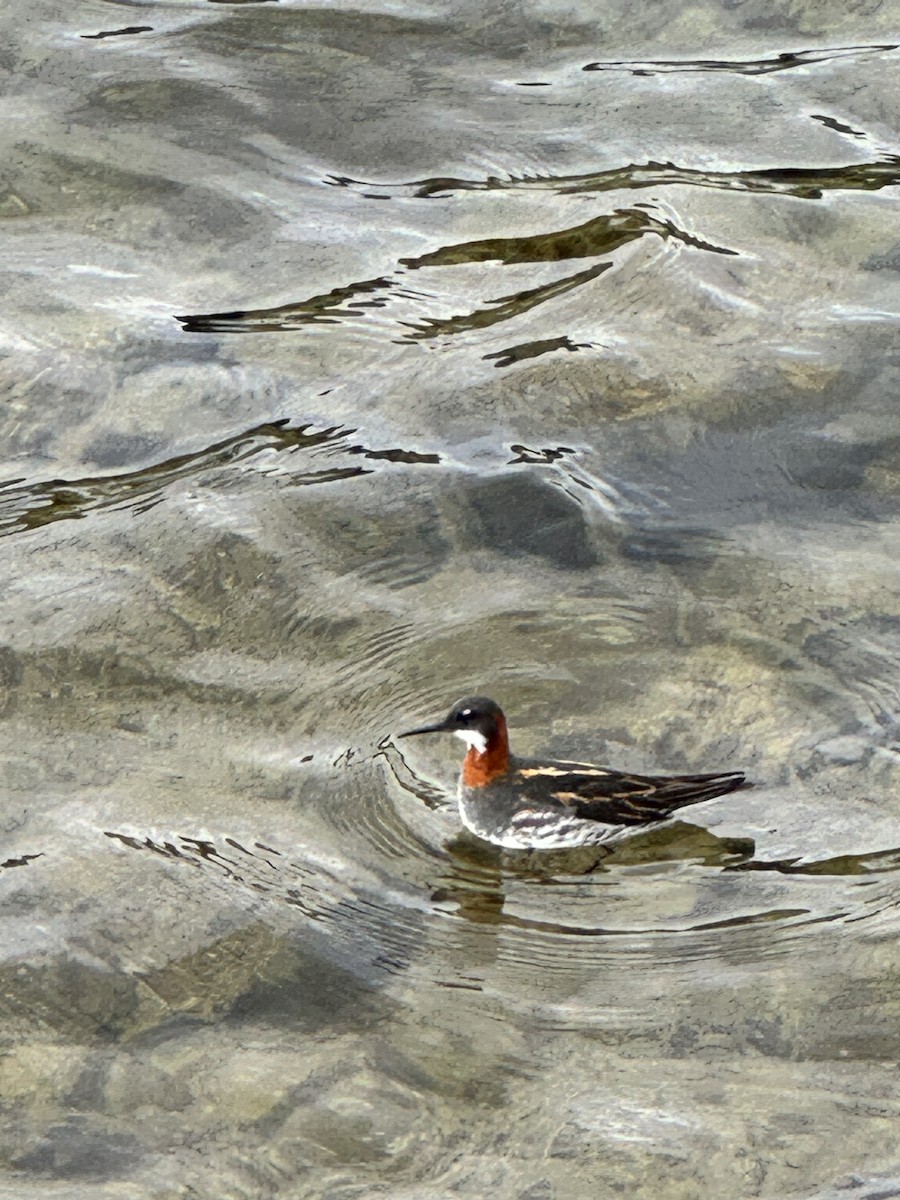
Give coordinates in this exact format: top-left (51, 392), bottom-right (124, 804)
top-left (455, 729), bottom-right (488, 755)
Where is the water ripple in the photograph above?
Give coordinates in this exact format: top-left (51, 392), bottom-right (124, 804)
top-left (178, 206), bottom-right (733, 341)
top-left (177, 276), bottom-right (396, 335)
top-left (399, 209), bottom-right (736, 268)
top-left (97, 724), bottom-right (900, 1029)
top-left (485, 336), bottom-right (593, 368)
top-left (0, 419), bottom-right (439, 537)
top-left (80, 26), bottom-right (153, 40)
top-left (326, 157), bottom-right (900, 202)
top-left (582, 42), bottom-right (897, 76)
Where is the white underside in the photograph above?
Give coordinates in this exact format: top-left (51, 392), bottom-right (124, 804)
top-left (458, 800), bottom-right (624, 849)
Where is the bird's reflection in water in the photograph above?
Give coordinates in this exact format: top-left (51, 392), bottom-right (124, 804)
top-left (728, 843), bottom-right (900, 877)
top-left (434, 824), bottom-right (900, 932)
top-left (433, 821), bottom-right (756, 928)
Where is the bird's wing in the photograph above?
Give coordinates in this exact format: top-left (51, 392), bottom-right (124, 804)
top-left (512, 762), bottom-right (747, 826)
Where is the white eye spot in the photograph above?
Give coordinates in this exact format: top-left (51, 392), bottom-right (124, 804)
top-left (460, 709), bottom-right (472, 718)
top-left (455, 730), bottom-right (487, 754)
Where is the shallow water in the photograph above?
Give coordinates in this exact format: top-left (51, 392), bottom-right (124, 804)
top-left (1, 2), bottom-right (900, 1197)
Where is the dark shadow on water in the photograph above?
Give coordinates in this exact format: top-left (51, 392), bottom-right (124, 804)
top-left (176, 207), bottom-right (734, 339)
top-left (80, 26), bottom-right (153, 39)
top-left (398, 263), bottom-right (613, 342)
top-left (811, 114), bottom-right (867, 139)
top-left (0, 852), bottom-right (42, 870)
top-left (484, 336), bottom-right (593, 369)
top-left (327, 157), bottom-right (900, 203)
top-left (728, 844), bottom-right (900, 876)
top-left (398, 208), bottom-right (736, 269)
top-left (507, 443), bottom-right (576, 465)
top-left (177, 276), bottom-right (395, 334)
top-left (582, 42), bottom-right (897, 75)
top-left (0, 419), bottom-right (439, 537)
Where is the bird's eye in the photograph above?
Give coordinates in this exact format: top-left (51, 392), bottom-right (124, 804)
top-left (460, 708), bottom-right (472, 719)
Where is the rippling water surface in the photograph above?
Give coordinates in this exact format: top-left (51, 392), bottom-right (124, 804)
top-left (1, 2), bottom-right (900, 1197)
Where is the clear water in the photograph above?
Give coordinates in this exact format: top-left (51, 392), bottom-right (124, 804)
top-left (1, 3), bottom-right (899, 1197)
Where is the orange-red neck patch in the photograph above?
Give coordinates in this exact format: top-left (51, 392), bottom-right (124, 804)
top-left (461, 715), bottom-right (509, 787)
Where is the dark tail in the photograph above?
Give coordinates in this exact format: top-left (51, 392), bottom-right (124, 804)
top-left (655, 771), bottom-right (750, 812)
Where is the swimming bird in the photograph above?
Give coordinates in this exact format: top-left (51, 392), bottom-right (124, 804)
top-left (399, 696), bottom-right (748, 849)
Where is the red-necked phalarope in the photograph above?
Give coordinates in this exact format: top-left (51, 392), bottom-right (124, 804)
top-left (400, 696), bottom-right (749, 849)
